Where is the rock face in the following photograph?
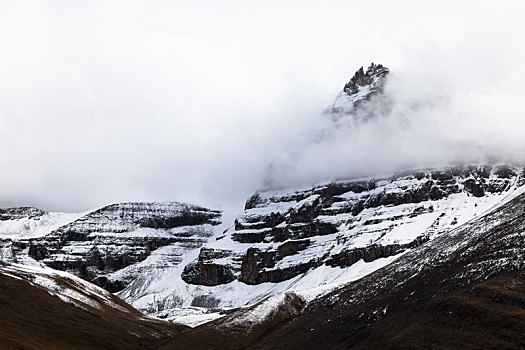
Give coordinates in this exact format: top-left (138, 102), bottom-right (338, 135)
top-left (0, 202), bottom-right (221, 293)
top-left (164, 186), bottom-right (525, 350)
top-left (257, 190), bottom-right (525, 350)
top-left (182, 248), bottom-right (237, 286)
top-left (182, 165), bottom-right (522, 289)
top-left (328, 62), bottom-right (389, 116)
top-left (343, 63), bottom-right (389, 95)
top-left (0, 207), bottom-right (46, 221)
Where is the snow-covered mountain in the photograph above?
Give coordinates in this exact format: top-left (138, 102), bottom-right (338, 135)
top-left (161, 181), bottom-right (525, 350)
top-left (1, 64), bottom-right (524, 349)
top-left (114, 164), bottom-right (523, 324)
top-left (0, 202), bottom-right (221, 294)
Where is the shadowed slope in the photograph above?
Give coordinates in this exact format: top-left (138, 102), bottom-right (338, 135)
top-left (0, 263), bottom-right (187, 350)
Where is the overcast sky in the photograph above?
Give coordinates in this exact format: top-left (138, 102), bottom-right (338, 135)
top-left (1, 1), bottom-right (525, 216)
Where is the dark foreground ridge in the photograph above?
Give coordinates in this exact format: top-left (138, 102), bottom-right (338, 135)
top-left (0, 262), bottom-right (187, 350)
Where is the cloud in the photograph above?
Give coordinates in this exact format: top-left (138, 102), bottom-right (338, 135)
top-left (0, 1), bottom-right (524, 215)
top-left (270, 65), bottom-right (525, 188)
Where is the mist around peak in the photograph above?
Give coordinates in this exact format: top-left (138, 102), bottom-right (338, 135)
top-left (1, 1), bottom-right (524, 212)
top-left (265, 63), bottom-right (525, 190)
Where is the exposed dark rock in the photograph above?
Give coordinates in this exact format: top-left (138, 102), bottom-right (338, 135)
top-left (288, 197), bottom-right (321, 224)
top-left (182, 262), bottom-right (235, 286)
top-left (494, 165), bottom-right (516, 179)
top-left (343, 63), bottom-right (389, 96)
top-left (277, 239), bottom-right (310, 258)
top-left (239, 246), bottom-right (322, 285)
top-left (234, 212), bottom-right (286, 232)
top-left (245, 193), bottom-right (265, 210)
top-left (191, 295), bottom-right (220, 308)
top-left (28, 243), bottom-right (50, 260)
top-left (275, 221), bottom-right (338, 242)
top-left (232, 229), bottom-right (270, 243)
top-left (326, 63), bottom-right (390, 116)
top-left (0, 207), bottom-right (46, 221)
top-left (137, 208), bottom-right (220, 228)
top-left (326, 236), bottom-right (429, 268)
top-left (181, 247), bottom-right (238, 286)
top-left (92, 276), bottom-right (126, 293)
top-left (197, 247), bottom-right (233, 261)
top-left (61, 229), bottom-right (91, 241)
top-left (463, 179), bottom-right (485, 197)
top-left (243, 260), bottom-right (321, 285)
top-left (238, 240), bottom-right (316, 285)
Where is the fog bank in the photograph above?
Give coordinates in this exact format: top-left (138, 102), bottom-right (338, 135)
top-left (0, 1), bottom-right (524, 212)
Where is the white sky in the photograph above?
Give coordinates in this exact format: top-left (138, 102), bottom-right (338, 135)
top-left (1, 1), bottom-right (525, 215)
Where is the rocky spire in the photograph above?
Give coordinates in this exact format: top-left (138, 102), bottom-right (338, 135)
top-left (343, 63), bottom-right (389, 96)
top-left (328, 62), bottom-right (389, 116)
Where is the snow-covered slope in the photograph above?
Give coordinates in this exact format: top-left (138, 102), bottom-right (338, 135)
top-left (0, 201), bottom-right (222, 295)
top-left (161, 187), bottom-right (525, 350)
top-left (118, 164), bottom-right (524, 325)
top-left (0, 208), bottom-right (85, 239)
top-left (0, 208), bottom-right (87, 265)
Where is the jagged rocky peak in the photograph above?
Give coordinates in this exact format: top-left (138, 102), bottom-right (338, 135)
top-left (343, 62), bottom-right (389, 95)
top-left (329, 62), bottom-right (389, 115)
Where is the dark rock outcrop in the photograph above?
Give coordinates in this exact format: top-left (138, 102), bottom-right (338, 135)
top-left (326, 235), bottom-right (429, 268)
top-left (182, 262), bottom-right (235, 286)
top-left (0, 207), bottom-right (46, 221)
top-left (463, 179), bottom-right (485, 197)
top-left (343, 63), bottom-right (389, 96)
top-left (239, 250), bottom-right (321, 285)
top-left (182, 248), bottom-right (237, 286)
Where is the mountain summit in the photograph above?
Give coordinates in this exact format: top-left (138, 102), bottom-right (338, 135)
top-left (328, 62), bottom-right (389, 115)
